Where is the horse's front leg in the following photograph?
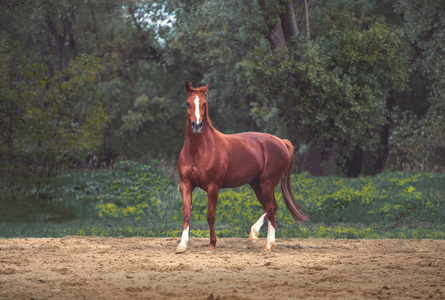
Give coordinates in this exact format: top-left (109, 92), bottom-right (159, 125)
top-left (176, 182), bottom-right (194, 254)
top-left (206, 185), bottom-right (219, 253)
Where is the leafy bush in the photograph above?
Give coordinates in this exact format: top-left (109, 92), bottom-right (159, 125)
top-left (1, 160), bottom-right (444, 239)
top-left (0, 44), bottom-right (107, 200)
top-left (51, 160), bottom-right (182, 222)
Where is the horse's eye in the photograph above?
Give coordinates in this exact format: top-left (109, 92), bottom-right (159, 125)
top-left (186, 102), bottom-right (190, 107)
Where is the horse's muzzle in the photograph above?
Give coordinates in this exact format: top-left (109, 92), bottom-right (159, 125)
top-left (191, 121), bottom-right (203, 134)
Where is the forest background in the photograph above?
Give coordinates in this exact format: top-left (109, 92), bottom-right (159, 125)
top-left (1, 0), bottom-right (444, 206)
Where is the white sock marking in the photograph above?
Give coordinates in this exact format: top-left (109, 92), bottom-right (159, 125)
top-left (194, 95), bottom-right (200, 123)
top-left (178, 225), bottom-right (189, 249)
top-left (267, 220), bottom-right (275, 245)
top-left (251, 213), bottom-right (266, 238)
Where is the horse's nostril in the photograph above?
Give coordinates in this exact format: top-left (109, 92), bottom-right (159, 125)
top-left (191, 121), bottom-right (202, 133)
top-left (191, 121), bottom-right (202, 128)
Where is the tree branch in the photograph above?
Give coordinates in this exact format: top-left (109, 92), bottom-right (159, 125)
top-left (304, 0), bottom-right (310, 39)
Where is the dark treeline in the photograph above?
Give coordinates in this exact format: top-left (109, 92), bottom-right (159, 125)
top-left (1, 0), bottom-right (444, 199)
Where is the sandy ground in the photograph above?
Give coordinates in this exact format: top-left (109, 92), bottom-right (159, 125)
top-left (0, 237), bottom-right (444, 299)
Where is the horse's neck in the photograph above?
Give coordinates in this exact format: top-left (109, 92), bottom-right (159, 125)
top-left (184, 122), bottom-right (219, 154)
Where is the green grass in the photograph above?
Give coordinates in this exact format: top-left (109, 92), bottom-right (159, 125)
top-left (1, 160), bottom-right (444, 239)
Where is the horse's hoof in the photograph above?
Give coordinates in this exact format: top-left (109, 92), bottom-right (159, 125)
top-left (206, 249), bottom-right (216, 254)
top-left (248, 229), bottom-right (259, 248)
top-left (175, 246), bottom-right (187, 254)
top-left (263, 242), bottom-right (276, 253)
top-left (248, 238), bottom-right (258, 249)
top-left (263, 247), bottom-right (274, 254)
top-left (247, 232), bottom-right (258, 249)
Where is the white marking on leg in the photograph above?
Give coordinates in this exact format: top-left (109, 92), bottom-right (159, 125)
top-left (266, 220), bottom-right (276, 249)
top-left (194, 95), bottom-right (200, 123)
top-left (250, 213), bottom-right (266, 239)
top-left (178, 225), bottom-right (189, 250)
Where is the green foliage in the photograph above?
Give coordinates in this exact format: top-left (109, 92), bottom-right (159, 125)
top-left (104, 0), bottom-right (262, 161)
top-left (165, 0), bottom-right (259, 134)
top-left (2, 0), bottom-right (442, 175)
top-left (392, 0), bottom-right (445, 84)
top-left (296, 171), bottom-right (445, 224)
top-left (241, 2), bottom-right (409, 168)
top-left (0, 37), bottom-right (107, 199)
top-left (390, 109), bottom-right (445, 171)
top-left (1, 160), bottom-right (444, 239)
top-left (388, 0), bottom-right (445, 171)
top-left (51, 160), bottom-right (181, 221)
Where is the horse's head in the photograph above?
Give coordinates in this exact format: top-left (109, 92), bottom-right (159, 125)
top-left (185, 81), bottom-right (209, 134)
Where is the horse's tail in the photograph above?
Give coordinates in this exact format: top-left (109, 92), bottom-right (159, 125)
top-left (280, 139), bottom-right (309, 223)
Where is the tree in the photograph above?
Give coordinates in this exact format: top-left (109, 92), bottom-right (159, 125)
top-left (241, 0), bottom-right (409, 176)
top-left (2, 0), bottom-right (441, 178)
top-left (163, 0), bottom-right (260, 133)
top-left (0, 37), bottom-right (107, 199)
top-left (388, 0), bottom-right (445, 171)
top-left (116, 0), bottom-right (263, 162)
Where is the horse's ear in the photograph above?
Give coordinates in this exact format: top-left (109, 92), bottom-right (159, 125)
top-left (198, 83), bottom-right (209, 95)
top-left (185, 81), bottom-right (193, 94)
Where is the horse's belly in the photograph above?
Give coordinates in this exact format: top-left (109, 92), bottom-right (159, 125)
top-left (220, 155), bottom-right (262, 188)
top-left (220, 172), bottom-right (257, 188)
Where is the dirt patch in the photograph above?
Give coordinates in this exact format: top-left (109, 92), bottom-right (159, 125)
top-left (0, 237), bottom-right (444, 299)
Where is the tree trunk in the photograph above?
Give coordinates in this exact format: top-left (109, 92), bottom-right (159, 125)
top-left (374, 125), bottom-right (390, 172)
top-left (372, 92), bottom-right (395, 174)
top-left (45, 15), bottom-right (69, 70)
top-left (304, 0), bottom-right (310, 39)
top-left (346, 145), bottom-right (364, 177)
top-left (7, 61), bottom-right (16, 199)
top-left (296, 139), bottom-right (338, 176)
top-left (279, 0), bottom-right (299, 40)
top-left (257, 0), bottom-right (286, 51)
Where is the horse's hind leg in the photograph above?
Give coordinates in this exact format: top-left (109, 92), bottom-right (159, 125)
top-left (248, 212), bottom-right (266, 248)
top-left (248, 181), bottom-right (278, 252)
top-left (262, 184), bottom-right (278, 253)
top-left (264, 214), bottom-right (277, 253)
top-left (248, 180), bottom-right (265, 248)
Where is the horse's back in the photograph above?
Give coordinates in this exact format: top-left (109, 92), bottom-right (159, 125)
top-left (227, 132), bottom-right (290, 160)
top-left (222, 132), bottom-right (291, 187)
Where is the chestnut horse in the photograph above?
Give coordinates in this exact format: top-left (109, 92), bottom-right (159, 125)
top-left (176, 82), bottom-right (308, 254)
